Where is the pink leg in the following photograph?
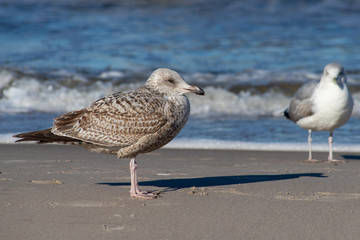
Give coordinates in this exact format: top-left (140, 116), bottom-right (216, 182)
top-left (328, 132), bottom-right (346, 163)
top-left (304, 130), bottom-right (321, 163)
top-left (129, 158), bottom-right (156, 199)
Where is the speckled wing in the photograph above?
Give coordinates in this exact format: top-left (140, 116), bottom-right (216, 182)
top-left (51, 88), bottom-right (168, 147)
top-left (288, 81), bottom-right (318, 122)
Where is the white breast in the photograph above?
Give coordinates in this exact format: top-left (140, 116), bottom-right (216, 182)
top-left (296, 82), bottom-right (353, 131)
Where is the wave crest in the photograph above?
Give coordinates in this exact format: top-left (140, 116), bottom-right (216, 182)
top-left (1, 67), bottom-right (359, 116)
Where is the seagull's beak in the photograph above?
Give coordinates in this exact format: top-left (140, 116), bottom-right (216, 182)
top-left (332, 74), bottom-right (346, 89)
top-left (334, 75), bottom-right (343, 84)
top-left (184, 85), bottom-right (205, 95)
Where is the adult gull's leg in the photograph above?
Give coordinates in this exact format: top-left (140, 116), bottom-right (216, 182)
top-left (308, 129), bottom-right (312, 161)
top-left (304, 130), bottom-right (321, 163)
top-left (328, 132), bottom-right (346, 163)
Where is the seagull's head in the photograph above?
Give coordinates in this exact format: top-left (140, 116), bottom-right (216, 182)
top-left (145, 68), bottom-right (205, 96)
top-left (322, 63), bottom-right (347, 86)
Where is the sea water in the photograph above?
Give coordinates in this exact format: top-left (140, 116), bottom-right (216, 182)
top-left (1, 0), bottom-right (360, 151)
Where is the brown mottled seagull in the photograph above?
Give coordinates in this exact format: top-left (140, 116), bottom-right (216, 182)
top-left (13, 68), bottom-right (205, 199)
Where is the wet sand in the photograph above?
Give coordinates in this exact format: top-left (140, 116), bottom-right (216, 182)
top-left (1, 144), bottom-right (360, 240)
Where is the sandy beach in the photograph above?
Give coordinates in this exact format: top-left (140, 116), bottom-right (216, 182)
top-left (1, 144), bottom-right (360, 240)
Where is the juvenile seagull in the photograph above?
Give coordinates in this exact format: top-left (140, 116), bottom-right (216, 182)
top-left (14, 68), bottom-right (205, 199)
top-left (284, 63), bottom-right (353, 163)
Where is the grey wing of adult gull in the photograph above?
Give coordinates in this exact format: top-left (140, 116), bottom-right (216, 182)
top-left (285, 81), bottom-right (318, 123)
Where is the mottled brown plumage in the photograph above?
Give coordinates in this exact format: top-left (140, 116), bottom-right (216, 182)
top-left (14, 68), bottom-right (205, 198)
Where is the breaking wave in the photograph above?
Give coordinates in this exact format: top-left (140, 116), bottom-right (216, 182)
top-left (1, 67), bottom-right (360, 116)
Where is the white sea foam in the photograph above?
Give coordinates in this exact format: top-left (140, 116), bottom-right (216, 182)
top-left (0, 134), bottom-right (20, 144)
top-left (188, 86), bottom-right (290, 116)
top-left (1, 68), bottom-right (360, 116)
top-left (99, 71), bottom-right (125, 78)
top-left (0, 69), bottom-right (13, 89)
top-left (4, 133), bottom-right (360, 152)
top-left (0, 78), bottom-right (104, 113)
top-left (0, 74), bottom-right (136, 113)
top-left (0, 80), bottom-right (292, 116)
top-left (165, 138), bottom-right (360, 153)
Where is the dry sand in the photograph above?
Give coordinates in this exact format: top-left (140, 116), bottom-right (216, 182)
top-left (1, 144), bottom-right (360, 240)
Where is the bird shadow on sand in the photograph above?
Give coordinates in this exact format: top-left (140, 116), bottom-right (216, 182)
top-left (98, 173), bottom-right (326, 192)
top-left (342, 155), bottom-right (360, 160)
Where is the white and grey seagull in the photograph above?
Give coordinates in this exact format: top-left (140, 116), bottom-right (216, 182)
top-left (284, 63), bottom-right (353, 163)
top-left (14, 68), bottom-right (205, 199)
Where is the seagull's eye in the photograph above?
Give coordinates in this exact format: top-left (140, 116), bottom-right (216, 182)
top-left (167, 79), bottom-right (175, 84)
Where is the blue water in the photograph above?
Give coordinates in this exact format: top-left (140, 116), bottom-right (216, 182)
top-left (1, 0), bottom-right (360, 72)
top-left (1, 0), bottom-right (360, 150)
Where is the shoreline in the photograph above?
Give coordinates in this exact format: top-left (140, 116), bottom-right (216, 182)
top-left (2, 144), bottom-right (360, 239)
top-left (2, 138), bottom-right (360, 152)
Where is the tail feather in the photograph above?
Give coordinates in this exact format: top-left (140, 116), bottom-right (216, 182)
top-left (13, 128), bottom-right (82, 144)
top-left (283, 108), bottom-right (291, 120)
